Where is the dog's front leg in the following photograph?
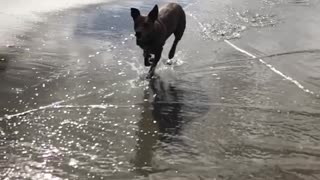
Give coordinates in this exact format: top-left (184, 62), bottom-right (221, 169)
top-left (147, 48), bottom-right (162, 79)
top-left (143, 50), bottom-right (151, 67)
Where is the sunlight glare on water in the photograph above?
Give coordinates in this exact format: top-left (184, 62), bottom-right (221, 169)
top-left (1, 0), bottom-right (320, 179)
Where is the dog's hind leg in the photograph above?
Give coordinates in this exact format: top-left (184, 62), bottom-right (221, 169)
top-left (168, 38), bottom-right (180, 60)
top-left (168, 14), bottom-right (186, 59)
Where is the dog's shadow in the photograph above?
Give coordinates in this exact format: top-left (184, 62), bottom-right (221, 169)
top-left (133, 75), bottom-right (209, 176)
top-left (0, 52), bottom-right (15, 71)
top-left (150, 76), bottom-right (184, 138)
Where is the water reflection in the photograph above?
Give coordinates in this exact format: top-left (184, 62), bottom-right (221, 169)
top-left (0, 50), bottom-right (18, 71)
top-left (150, 77), bottom-right (185, 140)
top-left (134, 76), bottom-right (185, 175)
top-left (0, 54), bottom-right (9, 71)
top-left (134, 75), bottom-right (209, 176)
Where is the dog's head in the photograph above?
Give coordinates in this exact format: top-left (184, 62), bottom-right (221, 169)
top-left (130, 5), bottom-right (158, 48)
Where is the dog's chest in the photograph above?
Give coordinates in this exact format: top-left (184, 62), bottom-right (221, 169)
top-left (142, 44), bottom-right (161, 54)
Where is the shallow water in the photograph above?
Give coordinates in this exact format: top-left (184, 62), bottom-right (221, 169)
top-left (1, 0), bottom-right (320, 179)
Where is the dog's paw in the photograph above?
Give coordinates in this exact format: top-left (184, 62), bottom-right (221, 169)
top-left (146, 74), bottom-right (152, 80)
top-left (146, 68), bottom-right (156, 80)
top-left (165, 59), bottom-right (173, 65)
top-left (144, 60), bottom-right (151, 67)
top-left (146, 73), bottom-right (158, 80)
top-left (144, 56), bottom-right (155, 67)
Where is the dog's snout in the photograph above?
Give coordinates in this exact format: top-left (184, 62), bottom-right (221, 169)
top-left (135, 32), bottom-right (142, 39)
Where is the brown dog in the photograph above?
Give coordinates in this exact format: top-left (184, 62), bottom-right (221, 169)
top-left (130, 3), bottom-right (186, 78)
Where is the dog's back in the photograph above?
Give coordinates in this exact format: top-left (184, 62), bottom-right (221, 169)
top-left (159, 3), bottom-right (186, 39)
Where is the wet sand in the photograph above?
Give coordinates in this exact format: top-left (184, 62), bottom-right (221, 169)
top-left (1, 0), bottom-right (320, 179)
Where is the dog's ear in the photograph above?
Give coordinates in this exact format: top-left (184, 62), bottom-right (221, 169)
top-left (131, 8), bottom-right (140, 20)
top-left (148, 5), bottom-right (158, 22)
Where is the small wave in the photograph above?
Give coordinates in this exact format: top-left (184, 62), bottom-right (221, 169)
top-left (289, 0), bottom-right (310, 5)
top-left (202, 21), bottom-right (246, 40)
top-left (236, 10), bottom-right (279, 27)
